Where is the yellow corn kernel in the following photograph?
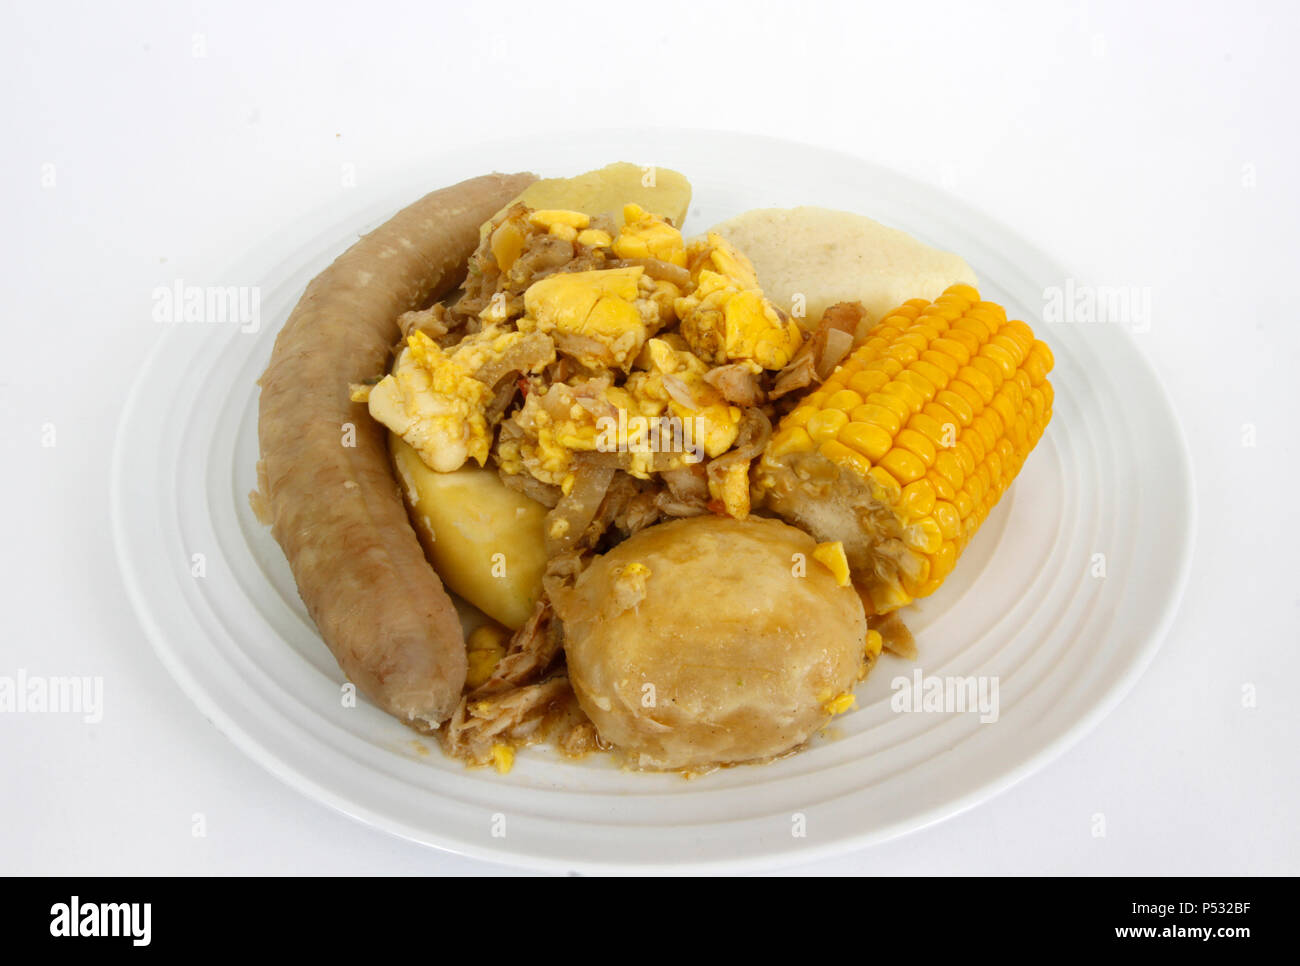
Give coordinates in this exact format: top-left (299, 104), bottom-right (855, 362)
top-left (970, 355), bottom-right (1004, 388)
top-left (991, 449), bottom-right (1010, 490)
top-left (933, 450), bottom-right (965, 491)
top-left (870, 578), bottom-right (913, 615)
top-left (1003, 325), bottom-right (1036, 357)
top-left (867, 390), bottom-right (911, 425)
top-left (910, 360), bottom-right (950, 391)
top-left (839, 421), bottom-right (893, 461)
top-left (866, 465), bottom-right (902, 502)
top-left (825, 388), bottom-right (864, 412)
top-left (931, 336), bottom-right (971, 366)
top-left (957, 366), bottom-right (996, 404)
top-left (768, 425), bottom-right (815, 458)
top-left (932, 500), bottom-right (961, 540)
top-left (920, 349), bottom-right (961, 381)
top-left (853, 402), bottom-right (903, 436)
top-left (823, 692), bottom-right (856, 716)
top-left (878, 447), bottom-right (926, 485)
top-left (906, 412), bottom-right (947, 446)
top-left (847, 369), bottom-right (891, 397)
top-left (935, 387), bottom-right (975, 425)
top-left (896, 369), bottom-right (937, 403)
top-left (465, 623), bottom-right (510, 689)
top-left (982, 405), bottom-right (1007, 443)
top-left (883, 380), bottom-right (926, 414)
top-left (898, 478), bottom-right (937, 520)
top-left (812, 541), bottom-right (852, 587)
top-left (959, 425), bottom-right (985, 463)
top-left (1025, 341), bottom-right (1053, 385)
top-left (971, 413), bottom-right (998, 452)
top-left (820, 439), bottom-right (872, 476)
top-left (980, 342), bottom-right (1018, 379)
top-left (895, 428), bottom-right (937, 467)
top-left (490, 744), bottom-right (515, 774)
top-left (807, 408), bottom-right (850, 442)
top-left (945, 326), bottom-right (982, 355)
top-left (784, 405), bottom-right (817, 428)
top-left (926, 300), bottom-right (964, 322)
top-left (900, 557), bottom-right (932, 597)
top-left (903, 517), bottom-right (943, 555)
top-left (923, 400), bottom-right (959, 427)
top-left (926, 468), bottom-right (956, 501)
top-left (863, 356), bottom-right (904, 379)
top-left (885, 342), bottom-right (920, 367)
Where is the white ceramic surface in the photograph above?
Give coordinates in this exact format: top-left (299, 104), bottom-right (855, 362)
top-left (111, 130), bottom-right (1194, 872)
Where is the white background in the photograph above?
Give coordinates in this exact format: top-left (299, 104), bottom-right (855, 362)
top-left (3, 0), bottom-right (1297, 875)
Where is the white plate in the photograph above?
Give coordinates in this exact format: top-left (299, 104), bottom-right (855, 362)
top-left (111, 129), bottom-right (1195, 872)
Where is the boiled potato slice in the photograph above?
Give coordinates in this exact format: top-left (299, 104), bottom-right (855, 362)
top-left (491, 162), bottom-right (692, 231)
top-left (390, 434), bottom-right (547, 630)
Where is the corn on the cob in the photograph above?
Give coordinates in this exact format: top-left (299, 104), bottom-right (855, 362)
top-left (756, 284), bottom-right (1054, 614)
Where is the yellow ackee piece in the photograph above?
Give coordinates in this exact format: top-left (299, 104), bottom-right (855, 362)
top-left (368, 327), bottom-right (549, 473)
top-left (504, 380), bottom-right (659, 485)
top-left (693, 231), bottom-right (761, 289)
top-left (757, 284), bottom-right (1054, 613)
top-left (502, 333), bottom-right (747, 490)
top-left (624, 339), bottom-right (743, 459)
top-left (509, 386), bottom-right (607, 485)
top-left (674, 232), bottom-right (802, 370)
top-left (724, 289), bottom-right (802, 370)
top-left (612, 203), bottom-right (687, 266)
top-left (520, 266), bottom-right (666, 369)
top-left (576, 228), bottom-right (613, 248)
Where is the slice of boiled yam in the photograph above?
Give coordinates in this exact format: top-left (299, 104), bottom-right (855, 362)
top-left (706, 206), bottom-right (976, 330)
